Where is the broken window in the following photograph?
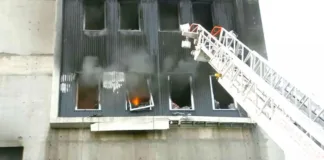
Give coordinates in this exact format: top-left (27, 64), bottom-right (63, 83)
top-left (84, 0), bottom-right (105, 30)
top-left (119, 0), bottom-right (140, 30)
top-left (75, 73), bottom-right (101, 110)
top-left (159, 2), bottom-right (179, 31)
top-left (192, 2), bottom-right (213, 30)
top-left (126, 73), bottom-right (154, 111)
top-left (168, 75), bottom-right (194, 110)
top-left (209, 75), bottom-right (234, 109)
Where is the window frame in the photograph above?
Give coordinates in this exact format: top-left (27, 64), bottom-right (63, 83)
top-left (158, 1), bottom-right (181, 32)
top-left (209, 75), bottom-right (236, 110)
top-left (168, 75), bottom-right (195, 111)
top-left (126, 79), bottom-right (154, 111)
top-left (118, 0), bottom-right (142, 31)
top-left (191, 1), bottom-right (214, 31)
top-left (74, 74), bottom-right (102, 111)
top-left (83, 0), bottom-right (107, 31)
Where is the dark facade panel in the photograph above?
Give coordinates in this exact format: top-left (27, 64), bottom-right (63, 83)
top-left (212, 0), bottom-right (236, 31)
top-left (0, 147), bottom-right (23, 160)
top-left (58, 0), bottom-right (265, 117)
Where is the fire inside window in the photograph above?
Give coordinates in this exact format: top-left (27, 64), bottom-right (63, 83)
top-left (158, 1), bottom-right (180, 31)
top-left (125, 73), bottom-right (154, 111)
top-left (168, 75), bottom-right (194, 110)
top-left (192, 1), bottom-right (213, 31)
top-left (75, 75), bottom-right (101, 110)
top-left (84, 0), bottom-right (105, 30)
top-left (209, 75), bottom-right (234, 109)
top-left (119, 0), bottom-right (140, 30)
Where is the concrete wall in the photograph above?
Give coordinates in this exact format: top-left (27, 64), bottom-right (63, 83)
top-left (0, 0), bottom-right (283, 159)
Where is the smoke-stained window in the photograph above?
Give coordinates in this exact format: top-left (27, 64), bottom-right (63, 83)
top-left (209, 75), bottom-right (234, 109)
top-left (168, 75), bottom-right (194, 110)
top-left (75, 56), bottom-right (102, 110)
top-left (159, 2), bottom-right (179, 31)
top-left (192, 2), bottom-right (213, 30)
top-left (119, 0), bottom-right (140, 30)
top-left (84, 0), bottom-right (105, 30)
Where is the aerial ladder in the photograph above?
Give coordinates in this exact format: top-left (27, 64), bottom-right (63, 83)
top-left (180, 23), bottom-right (324, 160)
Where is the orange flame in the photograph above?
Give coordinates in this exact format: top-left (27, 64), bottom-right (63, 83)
top-left (131, 97), bottom-right (140, 106)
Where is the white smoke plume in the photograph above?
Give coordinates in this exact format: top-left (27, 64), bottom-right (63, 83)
top-left (79, 56), bottom-right (103, 87)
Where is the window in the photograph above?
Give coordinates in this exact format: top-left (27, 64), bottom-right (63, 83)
top-left (192, 2), bottom-right (213, 30)
top-left (76, 56), bottom-right (102, 110)
top-left (119, 0), bottom-right (140, 30)
top-left (75, 74), bottom-right (101, 110)
top-left (84, 0), bottom-right (105, 30)
top-left (168, 75), bottom-right (194, 110)
top-left (126, 73), bottom-right (154, 111)
top-left (0, 147), bottom-right (23, 160)
top-left (159, 2), bottom-right (179, 31)
top-left (209, 75), bottom-right (234, 109)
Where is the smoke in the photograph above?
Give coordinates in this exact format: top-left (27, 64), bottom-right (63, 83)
top-left (79, 56), bottom-right (103, 87)
top-left (162, 56), bottom-right (198, 90)
top-left (79, 49), bottom-right (154, 98)
top-left (172, 59), bottom-right (198, 74)
top-left (162, 55), bottom-right (198, 74)
top-left (79, 49), bottom-right (198, 100)
top-left (162, 56), bottom-right (176, 72)
top-left (122, 51), bottom-right (154, 98)
top-left (124, 52), bottom-right (154, 74)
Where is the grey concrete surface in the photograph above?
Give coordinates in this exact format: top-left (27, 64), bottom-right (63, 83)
top-left (0, 0), bottom-right (284, 159)
top-left (45, 127), bottom-right (283, 160)
top-left (0, 0), bottom-right (55, 55)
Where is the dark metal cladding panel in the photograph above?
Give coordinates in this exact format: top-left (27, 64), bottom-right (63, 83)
top-left (179, 0), bottom-right (193, 24)
top-left (141, 0), bottom-right (161, 116)
top-left (59, 0), bottom-right (83, 116)
top-left (192, 64), bottom-right (215, 116)
top-left (61, 0), bottom-right (82, 74)
top-left (58, 0), bottom-right (262, 117)
top-left (242, 0), bottom-right (267, 58)
top-left (212, 0), bottom-right (236, 31)
top-left (234, 0), bottom-right (266, 58)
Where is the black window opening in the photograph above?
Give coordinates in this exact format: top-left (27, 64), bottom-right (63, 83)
top-left (76, 73), bottom-right (101, 110)
top-left (209, 75), bottom-right (235, 109)
top-left (119, 0), bottom-right (140, 30)
top-left (126, 73), bottom-right (154, 111)
top-left (84, 0), bottom-right (105, 30)
top-left (192, 2), bottom-right (213, 31)
top-left (0, 147), bottom-right (24, 160)
top-left (168, 75), bottom-right (194, 110)
top-left (159, 2), bottom-right (180, 31)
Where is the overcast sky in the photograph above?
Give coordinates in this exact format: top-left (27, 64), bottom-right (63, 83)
top-left (259, 0), bottom-right (324, 105)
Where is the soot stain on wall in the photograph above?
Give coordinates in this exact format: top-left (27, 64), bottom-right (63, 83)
top-left (58, 0), bottom-right (266, 117)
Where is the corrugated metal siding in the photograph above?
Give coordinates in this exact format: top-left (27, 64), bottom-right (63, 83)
top-left (212, 0), bottom-right (236, 31)
top-left (59, 0), bottom-right (265, 117)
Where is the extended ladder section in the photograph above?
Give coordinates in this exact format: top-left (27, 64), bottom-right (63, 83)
top-left (180, 23), bottom-right (324, 160)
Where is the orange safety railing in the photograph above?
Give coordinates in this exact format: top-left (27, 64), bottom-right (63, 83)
top-left (211, 26), bottom-right (222, 36)
top-left (189, 23), bottom-right (223, 37)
